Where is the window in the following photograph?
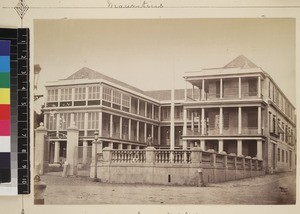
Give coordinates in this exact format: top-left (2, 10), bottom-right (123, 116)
top-left (286, 151), bottom-right (288, 163)
top-left (47, 89), bottom-right (58, 101)
top-left (122, 93), bottom-right (130, 108)
top-left (74, 87), bottom-right (86, 100)
top-left (59, 113), bottom-right (71, 130)
top-left (248, 110), bottom-right (257, 128)
top-left (282, 150), bottom-right (285, 162)
top-left (61, 88), bottom-right (72, 101)
top-left (88, 86), bottom-right (100, 100)
top-left (161, 106), bottom-right (170, 121)
top-left (74, 112), bottom-right (85, 130)
top-left (248, 78), bottom-right (257, 96)
top-left (102, 86), bottom-right (112, 102)
top-left (88, 112), bottom-right (99, 130)
top-left (112, 90), bottom-right (121, 105)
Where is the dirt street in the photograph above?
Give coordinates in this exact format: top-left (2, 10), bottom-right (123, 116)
top-left (40, 171), bottom-right (296, 204)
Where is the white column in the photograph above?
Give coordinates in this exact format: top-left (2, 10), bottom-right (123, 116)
top-left (220, 78), bottom-right (223, 99)
top-left (237, 140), bottom-right (242, 156)
top-left (137, 99), bottom-right (140, 115)
top-left (128, 119), bottom-right (131, 140)
top-left (158, 126), bottom-right (161, 145)
top-left (201, 79), bottom-right (205, 101)
top-left (119, 116), bottom-right (123, 139)
top-left (191, 112), bottom-right (194, 131)
top-left (108, 142), bottom-right (114, 149)
top-left (152, 104), bottom-right (154, 119)
top-left (192, 85), bottom-right (194, 99)
top-left (137, 121), bottom-right (139, 141)
top-left (127, 144), bottom-right (132, 150)
top-left (258, 106), bottom-right (262, 134)
top-left (257, 76), bottom-right (261, 98)
top-left (197, 111), bottom-right (201, 133)
top-left (118, 143), bottom-right (123, 150)
top-left (201, 108), bottom-right (205, 135)
top-left (56, 113), bottom-right (60, 137)
top-left (218, 140), bottom-right (223, 153)
top-left (238, 77), bottom-right (241, 98)
top-left (110, 89), bottom-right (113, 107)
top-left (85, 86), bottom-right (89, 104)
top-left (200, 140), bottom-right (205, 151)
top-left (70, 113), bottom-right (75, 127)
top-left (71, 87), bottom-right (75, 104)
top-left (238, 107), bottom-right (242, 134)
top-left (98, 111), bottom-right (102, 136)
top-left (183, 108), bottom-right (187, 135)
top-left (54, 141), bottom-right (60, 163)
top-left (144, 123), bottom-right (147, 142)
top-left (257, 140), bottom-right (262, 159)
top-left (84, 112), bottom-right (88, 136)
top-left (99, 84), bottom-right (103, 104)
top-left (110, 114), bottom-right (113, 137)
top-left (44, 114), bottom-right (48, 129)
top-left (145, 102), bottom-right (147, 117)
top-left (57, 88), bottom-right (61, 103)
top-left (151, 124), bottom-right (154, 138)
top-left (82, 140), bottom-right (88, 165)
top-left (219, 107), bottom-right (223, 135)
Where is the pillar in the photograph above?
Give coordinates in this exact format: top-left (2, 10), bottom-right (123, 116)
top-left (127, 144), bottom-right (132, 150)
top-left (56, 113), bottom-right (60, 137)
top-left (201, 108), bottom-right (205, 135)
top-left (201, 79), bottom-right (205, 101)
top-left (257, 140), bottom-right (262, 159)
top-left (137, 121), bottom-right (139, 141)
top-left (200, 140), bottom-right (205, 151)
top-left (144, 123), bottom-right (147, 142)
top-left (152, 104), bottom-right (154, 119)
top-left (82, 140), bottom-right (88, 165)
top-left (128, 119), bottom-right (131, 140)
top-left (238, 107), bottom-right (242, 134)
top-left (35, 123), bottom-right (48, 175)
top-left (66, 122), bottom-right (79, 176)
top-left (258, 106), bottom-right (262, 134)
top-left (98, 111), bottom-right (102, 136)
top-left (183, 108), bottom-right (187, 135)
top-left (84, 112), bottom-right (88, 136)
top-left (218, 140), bottom-right (223, 153)
top-left (220, 78), bottom-right (223, 99)
top-left (151, 124), bottom-right (154, 138)
top-left (197, 111), bottom-right (201, 133)
top-left (258, 76), bottom-right (261, 98)
top-left (108, 142), bottom-right (114, 149)
top-left (184, 78), bottom-right (187, 101)
top-left (54, 141), bottom-right (60, 163)
top-left (238, 77), bottom-right (241, 98)
top-left (118, 143), bottom-right (123, 150)
top-left (237, 140), bottom-right (242, 156)
top-left (158, 126), bottom-right (161, 145)
top-left (43, 114), bottom-right (47, 129)
top-left (137, 99), bottom-right (140, 115)
top-left (182, 140), bottom-right (187, 150)
top-left (219, 107), bottom-right (223, 135)
top-left (119, 117), bottom-right (123, 139)
top-left (110, 114), bottom-right (113, 137)
top-left (191, 112), bottom-right (194, 131)
top-left (192, 85), bottom-right (194, 99)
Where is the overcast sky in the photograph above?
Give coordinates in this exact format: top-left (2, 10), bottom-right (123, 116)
top-left (34, 18), bottom-right (295, 105)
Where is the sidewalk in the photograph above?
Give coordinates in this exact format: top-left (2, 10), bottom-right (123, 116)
top-left (40, 171), bottom-right (296, 205)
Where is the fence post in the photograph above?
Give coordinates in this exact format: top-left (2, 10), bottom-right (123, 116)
top-left (190, 147), bottom-right (202, 166)
top-left (103, 147), bottom-right (112, 163)
top-left (145, 147), bottom-right (156, 164)
top-left (35, 123), bottom-right (48, 175)
top-left (66, 122), bottom-right (79, 176)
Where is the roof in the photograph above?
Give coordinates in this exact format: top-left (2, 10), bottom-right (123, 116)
top-left (184, 55), bottom-right (264, 78)
top-left (65, 67), bottom-right (145, 94)
top-left (223, 55), bottom-right (258, 69)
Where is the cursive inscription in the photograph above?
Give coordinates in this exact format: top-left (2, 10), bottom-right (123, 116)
top-left (107, 0), bottom-right (163, 8)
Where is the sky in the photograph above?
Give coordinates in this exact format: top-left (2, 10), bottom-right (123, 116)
top-left (34, 18), bottom-right (296, 106)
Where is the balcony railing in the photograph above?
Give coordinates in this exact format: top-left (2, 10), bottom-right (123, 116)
top-left (186, 92), bottom-right (262, 102)
top-left (186, 127), bottom-right (262, 136)
top-left (111, 150), bottom-right (146, 163)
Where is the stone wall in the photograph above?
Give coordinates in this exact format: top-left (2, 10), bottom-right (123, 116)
top-left (94, 147), bottom-right (265, 186)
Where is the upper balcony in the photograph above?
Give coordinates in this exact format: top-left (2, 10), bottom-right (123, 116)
top-left (185, 76), bottom-right (263, 103)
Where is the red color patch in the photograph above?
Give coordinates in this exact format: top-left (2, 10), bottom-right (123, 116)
top-left (0, 105), bottom-right (10, 120)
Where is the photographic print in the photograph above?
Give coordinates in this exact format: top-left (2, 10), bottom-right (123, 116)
top-left (33, 18), bottom-right (296, 205)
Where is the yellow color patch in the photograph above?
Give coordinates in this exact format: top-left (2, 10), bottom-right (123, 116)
top-left (0, 88), bottom-right (10, 104)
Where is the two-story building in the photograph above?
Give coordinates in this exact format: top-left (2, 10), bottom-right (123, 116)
top-left (41, 55), bottom-right (296, 172)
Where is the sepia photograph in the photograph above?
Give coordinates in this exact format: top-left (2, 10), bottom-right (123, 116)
top-left (33, 18), bottom-right (296, 205)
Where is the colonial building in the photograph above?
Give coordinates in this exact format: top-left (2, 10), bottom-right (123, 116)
top-left (42, 55), bottom-right (296, 172)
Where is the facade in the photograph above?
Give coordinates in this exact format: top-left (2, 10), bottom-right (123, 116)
top-left (42, 55), bottom-right (296, 172)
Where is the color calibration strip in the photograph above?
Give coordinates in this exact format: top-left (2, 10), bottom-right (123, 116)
top-left (0, 28), bottom-right (30, 195)
top-left (0, 40), bottom-right (11, 184)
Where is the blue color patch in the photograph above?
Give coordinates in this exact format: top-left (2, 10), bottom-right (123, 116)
top-left (0, 40), bottom-right (10, 56)
top-left (0, 56), bottom-right (10, 72)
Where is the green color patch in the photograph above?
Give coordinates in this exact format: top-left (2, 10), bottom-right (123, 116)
top-left (0, 72), bottom-right (10, 88)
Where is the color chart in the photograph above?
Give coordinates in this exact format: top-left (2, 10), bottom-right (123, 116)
top-left (0, 28), bottom-right (30, 195)
top-left (0, 40), bottom-right (11, 184)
